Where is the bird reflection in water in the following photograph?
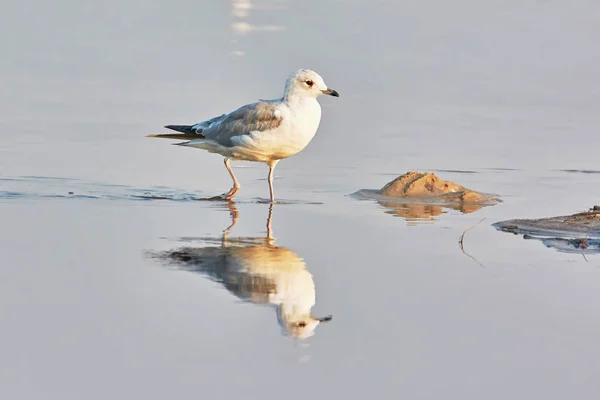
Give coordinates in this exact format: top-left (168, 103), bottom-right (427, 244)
top-left (151, 202), bottom-right (332, 339)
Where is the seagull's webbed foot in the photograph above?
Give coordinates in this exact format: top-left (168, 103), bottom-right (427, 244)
top-left (203, 187), bottom-right (239, 202)
top-left (219, 186), bottom-right (239, 201)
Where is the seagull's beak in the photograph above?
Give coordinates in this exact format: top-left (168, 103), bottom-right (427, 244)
top-left (322, 88), bottom-right (340, 97)
top-left (315, 315), bottom-right (333, 323)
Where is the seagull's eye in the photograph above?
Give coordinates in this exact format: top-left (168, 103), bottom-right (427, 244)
top-left (305, 80), bottom-right (313, 87)
top-left (297, 321), bottom-right (307, 328)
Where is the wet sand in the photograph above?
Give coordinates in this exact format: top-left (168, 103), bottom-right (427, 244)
top-left (2, 0), bottom-right (600, 399)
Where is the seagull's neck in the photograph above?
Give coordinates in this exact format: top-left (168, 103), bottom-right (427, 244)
top-left (283, 93), bottom-right (318, 109)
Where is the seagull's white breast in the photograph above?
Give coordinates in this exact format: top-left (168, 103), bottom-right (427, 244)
top-left (231, 98), bottom-right (322, 162)
top-left (288, 97), bottom-right (322, 144)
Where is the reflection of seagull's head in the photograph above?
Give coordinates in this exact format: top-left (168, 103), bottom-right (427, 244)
top-left (284, 69), bottom-right (339, 100)
top-left (249, 203), bottom-right (333, 340)
top-left (278, 313), bottom-right (333, 340)
top-left (241, 246), bottom-right (331, 339)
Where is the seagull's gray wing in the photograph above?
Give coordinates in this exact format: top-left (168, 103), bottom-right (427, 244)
top-left (151, 246), bottom-right (277, 304)
top-left (200, 100), bottom-right (284, 147)
top-left (153, 99), bottom-right (283, 143)
top-left (190, 113), bottom-right (228, 132)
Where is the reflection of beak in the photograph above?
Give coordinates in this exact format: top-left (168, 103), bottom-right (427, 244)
top-left (321, 88), bottom-right (340, 97)
top-left (315, 315), bottom-right (333, 322)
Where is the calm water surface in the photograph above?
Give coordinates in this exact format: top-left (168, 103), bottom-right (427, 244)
top-left (2, 1), bottom-right (600, 399)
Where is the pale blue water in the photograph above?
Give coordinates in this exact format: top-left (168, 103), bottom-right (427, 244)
top-left (2, 1), bottom-right (600, 399)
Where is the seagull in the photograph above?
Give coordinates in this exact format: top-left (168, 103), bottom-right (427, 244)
top-left (147, 69), bottom-right (339, 202)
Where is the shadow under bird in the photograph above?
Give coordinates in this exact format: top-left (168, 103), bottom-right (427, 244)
top-left (147, 69), bottom-right (339, 202)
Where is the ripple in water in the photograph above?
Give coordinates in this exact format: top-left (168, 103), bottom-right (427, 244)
top-left (0, 176), bottom-right (322, 204)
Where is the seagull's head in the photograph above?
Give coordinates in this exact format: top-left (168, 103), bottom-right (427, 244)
top-left (284, 69), bottom-right (339, 100)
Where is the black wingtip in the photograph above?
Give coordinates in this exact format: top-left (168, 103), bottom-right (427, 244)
top-left (164, 124), bottom-right (195, 134)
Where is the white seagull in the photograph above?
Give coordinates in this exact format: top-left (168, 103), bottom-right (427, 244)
top-left (147, 69), bottom-right (339, 202)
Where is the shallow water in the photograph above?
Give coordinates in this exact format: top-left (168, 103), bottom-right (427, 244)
top-left (2, 0), bottom-right (600, 399)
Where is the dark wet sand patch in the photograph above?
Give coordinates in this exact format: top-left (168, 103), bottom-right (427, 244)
top-left (0, 190), bottom-right (322, 205)
top-left (560, 169), bottom-right (600, 174)
top-left (481, 167), bottom-right (521, 171)
top-left (0, 176), bottom-right (323, 205)
top-left (494, 206), bottom-right (600, 254)
top-left (432, 169), bottom-right (478, 174)
top-left (494, 208), bottom-right (600, 239)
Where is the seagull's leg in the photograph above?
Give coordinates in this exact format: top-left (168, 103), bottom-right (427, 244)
top-left (221, 158), bottom-right (240, 200)
top-left (266, 201), bottom-right (275, 244)
top-left (222, 201), bottom-right (239, 245)
top-left (267, 160), bottom-right (279, 203)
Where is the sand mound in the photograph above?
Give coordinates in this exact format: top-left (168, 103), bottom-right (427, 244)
top-left (379, 171), bottom-right (498, 203)
top-left (350, 171), bottom-right (500, 222)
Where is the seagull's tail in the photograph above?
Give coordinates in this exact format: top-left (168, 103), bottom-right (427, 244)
top-left (146, 125), bottom-right (204, 140)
